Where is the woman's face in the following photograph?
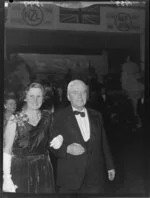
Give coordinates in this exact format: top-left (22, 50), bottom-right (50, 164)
top-left (25, 88), bottom-right (43, 110)
top-left (4, 99), bottom-right (17, 114)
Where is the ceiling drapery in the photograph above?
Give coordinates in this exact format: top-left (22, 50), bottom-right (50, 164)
top-left (19, 1), bottom-right (102, 8)
top-left (5, 1), bottom-right (145, 8)
top-left (50, 2), bottom-right (99, 8)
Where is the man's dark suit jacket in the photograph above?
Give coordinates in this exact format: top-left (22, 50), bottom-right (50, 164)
top-left (52, 105), bottom-right (114, 190)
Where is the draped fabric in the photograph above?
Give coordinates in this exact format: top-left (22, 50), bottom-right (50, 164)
top-left (50, 2), bottom-right (99, 8)
top-left (22, 2), bottom-right (101, 8)
top-left (11, 110), bottom-right (55, 193)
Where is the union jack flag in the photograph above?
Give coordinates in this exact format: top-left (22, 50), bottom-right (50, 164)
top-left (59, 5), bottom-right (100, 25)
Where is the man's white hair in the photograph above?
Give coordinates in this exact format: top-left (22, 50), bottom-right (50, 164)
top-left (67, 80), bottom-right (88, 94)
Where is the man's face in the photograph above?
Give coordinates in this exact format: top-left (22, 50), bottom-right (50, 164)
top-left (68, 83), bottom-right (87, 110)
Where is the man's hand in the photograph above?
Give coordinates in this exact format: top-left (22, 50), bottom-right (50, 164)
top-left (67, 143), bottom-right (85, 156)
top-left (108, 169), bottom-right (115, 181)
top-left (50, 135), bottom-right (63, 149)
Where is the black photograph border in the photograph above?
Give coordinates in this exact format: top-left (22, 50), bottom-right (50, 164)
top-left (1, 0), bottom-right (149, 198)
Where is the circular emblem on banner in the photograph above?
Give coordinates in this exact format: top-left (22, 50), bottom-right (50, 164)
top-left (115, 13), bottom-right (131, 31)
top-left (22, 5), bottom-right (43, 26)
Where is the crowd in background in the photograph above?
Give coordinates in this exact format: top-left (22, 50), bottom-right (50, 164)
top-left (4, 54), bottom-right (145, 136)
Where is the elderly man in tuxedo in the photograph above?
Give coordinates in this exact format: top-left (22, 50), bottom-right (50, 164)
top-left (51, 80), bottom-right (115, 194)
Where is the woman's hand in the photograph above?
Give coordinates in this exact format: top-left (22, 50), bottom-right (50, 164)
top-left (50, 135), bottom-right (63, 149)
top-left (3, 175), bottom-right (18, 192)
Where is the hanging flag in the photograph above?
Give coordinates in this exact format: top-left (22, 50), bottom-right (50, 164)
top-left (59, 5), bottom-right (100, 25)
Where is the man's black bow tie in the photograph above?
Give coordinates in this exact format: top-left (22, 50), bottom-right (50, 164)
top-left (73, 111), bottom-right (85, 117)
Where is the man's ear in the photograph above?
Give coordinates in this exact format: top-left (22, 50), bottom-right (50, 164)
top-left (67, 94), bottom-right (70, 101)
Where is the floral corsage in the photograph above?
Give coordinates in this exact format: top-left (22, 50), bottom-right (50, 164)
top-left (13, 112), bottom-right (29, 128)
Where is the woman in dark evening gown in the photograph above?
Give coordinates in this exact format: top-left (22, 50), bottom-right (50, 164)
top-left (3, 83), bottom-right (63, 193)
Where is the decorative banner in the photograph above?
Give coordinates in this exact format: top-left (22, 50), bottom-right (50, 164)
top-left (59, 5), bottom-right (100, 25)
top-left (105, 7), bottom-right (142, 32)
top-left (5, 3), bottom-right (54, 29)
top-left (5, 2), bottom-right (144, 33)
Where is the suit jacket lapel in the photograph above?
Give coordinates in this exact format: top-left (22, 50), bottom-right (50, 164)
top-left (86, 108), bottom-right (97, 150)
top-left (66, 106), bottom-right (85, 143)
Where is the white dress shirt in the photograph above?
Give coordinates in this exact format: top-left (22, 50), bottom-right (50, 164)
top-left (72, 107), bottom-right (90, 142)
